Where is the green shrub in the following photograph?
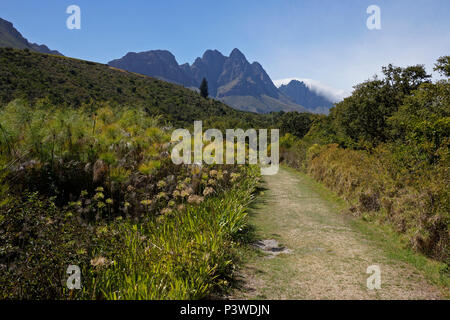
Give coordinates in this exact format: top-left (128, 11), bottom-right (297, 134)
top-left (306, 144), bottom-right (448, 261)
top-left (0, 98), bottom-right (261, 299)
top-left (0, 193), bottom-right (106, 299)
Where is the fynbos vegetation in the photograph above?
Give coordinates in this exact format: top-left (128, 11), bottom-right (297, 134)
top-left (0, 100), bottom-right (260, 299)
top-left (0, 45), bottom-right (448, 299)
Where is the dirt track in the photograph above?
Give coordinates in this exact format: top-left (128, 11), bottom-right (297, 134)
top-left (232, 167), bottom-right (443, 300)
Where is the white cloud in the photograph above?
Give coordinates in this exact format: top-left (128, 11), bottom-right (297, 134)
top-left (273, 78), bottom-right (350, 103)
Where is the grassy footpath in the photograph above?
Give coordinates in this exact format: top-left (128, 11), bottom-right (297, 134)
top-left (232, 166), bottom-right (448, 299)
top-left (292, 167), bottom-right (449, 292)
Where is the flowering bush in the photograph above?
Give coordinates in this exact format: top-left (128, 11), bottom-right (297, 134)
top-left (0, 101), bottom-right (260, 299)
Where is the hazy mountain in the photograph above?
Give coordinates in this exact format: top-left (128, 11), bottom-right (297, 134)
top-left (0, 17), bottom-right (63, 56)
top-left (108, 48), bottom-right (307, 113)
top-left (278, 80), bottom-right (334, 114)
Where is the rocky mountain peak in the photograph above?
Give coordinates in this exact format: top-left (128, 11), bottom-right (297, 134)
top-left (229, 48), bottom-right (247, 61)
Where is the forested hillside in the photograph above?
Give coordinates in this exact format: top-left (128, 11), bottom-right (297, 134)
top-left (0, 48), bottom-right (272, 128)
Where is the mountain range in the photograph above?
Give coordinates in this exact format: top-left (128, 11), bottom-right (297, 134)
top-left (0, 16), bottom-right (335, 114)
top-left (109, 49), bottom-right (336, 114)
top-left (0, 17), bottom-right (63, 56)
top-left (110, 49), bottom-right (307, 113)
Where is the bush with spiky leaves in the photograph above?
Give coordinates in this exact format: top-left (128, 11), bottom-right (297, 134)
top-left (0, 100), bottom-right (260, 299)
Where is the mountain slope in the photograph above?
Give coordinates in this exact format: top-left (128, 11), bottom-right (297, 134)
top-left (108, 48), bottom-right (307, 113)
top-left (214, 50), bottom-right (280, 99)
top-left (0, 17), bottom-right (63, 55)
top-left (210, 49), bottom-right (305, 113)
top-left (108, 50), bottom-right (193, 86)
top-left (278, 80), bottom-right (334, 114)
top-left (0, 47), bottom-right (271, 127)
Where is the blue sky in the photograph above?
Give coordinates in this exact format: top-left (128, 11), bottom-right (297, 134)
top-left (1, 0), bottom-right (449, 96)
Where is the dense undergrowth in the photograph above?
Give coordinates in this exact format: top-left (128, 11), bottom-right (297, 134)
top-left (0, 100), bottom-right (260, 299)
top-left (306, 144), bottom-right (448, 260)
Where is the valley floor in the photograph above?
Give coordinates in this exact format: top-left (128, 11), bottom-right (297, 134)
top-left (231, 167), bottom-right (446, 300)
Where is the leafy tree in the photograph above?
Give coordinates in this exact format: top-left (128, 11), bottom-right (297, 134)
top-left (303, 114), bottom-right (338, 145)
top-left (332, 79), bottom-right (388, 147)
top-left (199, 77), bottom-right (209, 98)
top-left (382, 64), bottom-right (431, 92)
top-left (332, 64), bottom-right (431, 147)
top-left (388, 80), bottom-right (450, 164)
top-left (434, 56), bottom-right (450, 78)
top-left (277, 112), bottom-right (314, 138)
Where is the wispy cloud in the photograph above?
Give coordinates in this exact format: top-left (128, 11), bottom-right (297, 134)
top-left (273, 78), bottom-right (350, 102)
